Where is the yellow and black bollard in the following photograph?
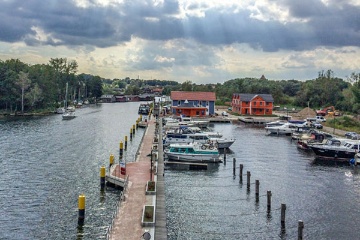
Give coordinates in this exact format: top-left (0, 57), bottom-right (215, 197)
top-left (132, 124), bottom-right (136, 135)
top-left (136, 120), bottom-right (139, 129)
top-left (130, 127), bottom-right (133, 141)
top-left (78, 194), bottom-right (86, 226)
top-left (100, 166), bottom-right (106, 191)
top-left (109, 154), bottom-right (114, 168)
top-left (119, 141), bottom-right (124, 159)
top-left (124, 135), bottom-right (128, 150)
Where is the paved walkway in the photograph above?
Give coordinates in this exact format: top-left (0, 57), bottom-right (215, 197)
top-left (110, 119), bottom-right (155, 240)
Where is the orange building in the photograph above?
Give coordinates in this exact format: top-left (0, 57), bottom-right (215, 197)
top-left (170, 91), bottom-right (216, 117)
top-left (232, 93), bottom-right (274, 115)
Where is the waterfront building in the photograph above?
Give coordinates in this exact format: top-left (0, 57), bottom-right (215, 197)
top-left (170, 91), bottom-right (216, 117)
top-left (232, 93), bottom-right (274, 115)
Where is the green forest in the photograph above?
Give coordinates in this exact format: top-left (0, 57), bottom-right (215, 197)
top-left (0, 58), bottom-right (359, 115)
top-left (0, 58), bottom-right (103, 114)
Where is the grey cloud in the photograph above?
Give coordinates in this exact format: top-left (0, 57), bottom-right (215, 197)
top-left (0, 0), bottom-right (360, 52)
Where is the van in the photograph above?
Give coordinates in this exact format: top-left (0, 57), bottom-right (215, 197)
top-left (306, 116), bottom-right (326, 123)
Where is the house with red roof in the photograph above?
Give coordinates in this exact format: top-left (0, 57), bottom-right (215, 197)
top-left (232, 93), bottom-right (274, 115)
top-left (170, 91), bottom-right (216, 117)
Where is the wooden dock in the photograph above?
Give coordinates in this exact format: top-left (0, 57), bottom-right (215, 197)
top-left (154, 122), bottom-right (167, 239)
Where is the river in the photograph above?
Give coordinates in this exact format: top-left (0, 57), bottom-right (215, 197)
top-left (0, 102), bottom-right (145, 240)
top-left (1, 106), bottom-right (360, 239)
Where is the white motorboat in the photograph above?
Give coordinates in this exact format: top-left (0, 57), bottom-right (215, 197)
top-left (164, 142), bottom-right (221, 163)
top-left (164, 131), bottom-right (233, 149)
top-left (265, 122), bottom-right (297, 135)
top-left (62, 111), bottom-right (76, 120)
top-left (209, 138), bottom-right (235, 149)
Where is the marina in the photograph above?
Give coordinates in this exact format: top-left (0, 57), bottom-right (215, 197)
top-left (1, 103), bottom-right (360, 239)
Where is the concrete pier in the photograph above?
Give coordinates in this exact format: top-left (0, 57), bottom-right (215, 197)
top-left (109, 117), bottom-right (167, 240)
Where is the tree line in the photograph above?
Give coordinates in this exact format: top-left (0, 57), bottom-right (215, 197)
top-left (1, 57), bottom-right (359, 115)
top-left (171, 70), bottom-right (359, 115)
top-left (0, 58), bottom-right (103, 113)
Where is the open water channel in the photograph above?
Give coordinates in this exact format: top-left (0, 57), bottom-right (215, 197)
top-left (0, 102), bottom-right (144, 239)
top-left (1, 104), bottom-right (360, 239)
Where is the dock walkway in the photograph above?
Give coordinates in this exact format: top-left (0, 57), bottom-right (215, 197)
top-left (109, 117), bottom-right (167, 240)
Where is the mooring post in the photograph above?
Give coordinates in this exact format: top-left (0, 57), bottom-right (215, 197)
top-left (267, 191), bottom-right (272, 212)
top-left (132, 124), bottom-right (136, 135)
top-left (119, 141), bottom-right (123, 159)
top-left (255, 180), bottom-right (259, 202)
top-left (223, 151), bottom-right (226, 163)
top-left (246, 171), bottom-right (251, 190)
top-left (109, 153), bottom-right (114, 169)
top-left (124, 135), bottom-right (128, 151)
top-left (130, 128), bottom-right (133, 141)
top-left (239, 164), bottom-right (243, 183)
top-left (298, 220), bottom-right (304, 240)
top-left (100, 166), bottom-right (106, 191)
top-left (233, 158), bottom-right (236, 176)
top-left (281, 203), bottom-right (286, 228)
top-left (78, 194), bottom-right (85, 226)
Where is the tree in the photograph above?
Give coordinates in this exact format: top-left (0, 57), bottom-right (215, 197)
top-left (16, 71), bottom-right (31, 113)
top-left (26, 83), bottom-right (43, 109)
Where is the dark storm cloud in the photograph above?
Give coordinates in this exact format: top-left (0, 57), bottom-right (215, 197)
top-left (0, 0), bottom-right (359, 52)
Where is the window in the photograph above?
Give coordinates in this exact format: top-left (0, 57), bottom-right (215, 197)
top-left (178, 100), bottom-right (181, 105)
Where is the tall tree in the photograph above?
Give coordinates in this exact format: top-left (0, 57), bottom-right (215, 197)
top-left (16, 71), bottom-right (31, 113)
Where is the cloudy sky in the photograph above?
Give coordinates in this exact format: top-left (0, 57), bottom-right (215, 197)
top-left (0, 0), bottom-right (360, 84)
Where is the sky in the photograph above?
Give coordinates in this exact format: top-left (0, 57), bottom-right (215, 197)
top-left (0, 0), bottom-right (360, 84)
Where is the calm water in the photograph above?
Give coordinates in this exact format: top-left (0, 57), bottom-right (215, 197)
top-left (2, 110), bottom-right (360, 240)
top-left (0, 102), bottom-right (145, 240)
top-left (165, 122), bottom-right (360, 240)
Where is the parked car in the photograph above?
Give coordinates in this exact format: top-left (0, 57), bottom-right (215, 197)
top-left (345, 132), bottom-right (359, 139)
top-left (221, 111), bottom-right (228, 116)
top-left (311, 122), bottom-right (323, 129)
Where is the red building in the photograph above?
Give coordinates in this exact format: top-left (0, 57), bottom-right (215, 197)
top-left (232, 93), bottom-right (274, 115)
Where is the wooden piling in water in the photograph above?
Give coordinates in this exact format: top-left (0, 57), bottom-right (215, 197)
top-left (239, 164), bottom-right (243, 183)
top-left (281, 203), bottom-right (286, 228)
top-left (246, 171), bottom-right (251, 190)
top-left (267, 191), bottom-right (272, 212)
top-left (233, 158), bottom-right (236, 176)
top-left (255, 180), bottom-right (259, 202)
top-left (298, 220), bottom-right (304, 240)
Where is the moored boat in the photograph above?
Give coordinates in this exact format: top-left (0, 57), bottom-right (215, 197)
top-left (310, 139), bottom-right (360, 162)
top-left (62, 111), bottom-right (76, 120)
top-left (164, 142), bottom-right (221, 163)
top-left (265, 122), bottom-right (297, 135)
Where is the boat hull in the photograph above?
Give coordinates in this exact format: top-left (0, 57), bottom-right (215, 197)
top-left (164, 151), bottom-right (221, 163)
top-left (310, 145), bottom-right (356, 162)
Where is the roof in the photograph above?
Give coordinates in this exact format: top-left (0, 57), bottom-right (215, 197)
top-left (171, 91), bottom-right (216, 101)
top-left (233, 93), bottom-right (274, 102)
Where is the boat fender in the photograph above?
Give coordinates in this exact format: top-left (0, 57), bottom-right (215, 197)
top-left (209, 146), bottom-right (214, 150)
top-left (350, 158), bottom-right (355, 165)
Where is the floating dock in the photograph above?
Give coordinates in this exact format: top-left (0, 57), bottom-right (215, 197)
top-left (165, 161), bottom-right (208, 170)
